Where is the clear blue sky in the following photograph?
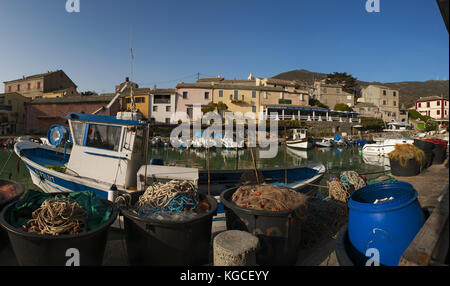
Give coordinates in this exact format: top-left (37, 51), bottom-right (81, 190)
top-left (0, 0), bottom-right (448, 94)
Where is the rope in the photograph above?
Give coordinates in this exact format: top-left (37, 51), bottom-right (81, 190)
top-left (0, 150), bottom-right (13, 176)
top-left (136, 180), bottom-right (199, 215)
top-left (25, 198), bottom-right (87, 236)
top-left (327, 180), bottom-right (351, 203)
top-left (340, 171), bottom-right (366, 190)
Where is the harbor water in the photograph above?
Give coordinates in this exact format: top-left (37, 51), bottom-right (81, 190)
top-left (1, 145), bottom-right (389, 195)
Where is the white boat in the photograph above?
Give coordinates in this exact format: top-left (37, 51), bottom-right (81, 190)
top-left (361, 138), bottom-right (414, 157)
top-left (14, 82), bottom-right (199, 201)
top-left (362, 153), bottom-right (391, 168)
top-left (286, 129), bottom-right (313, 150)
top-left (315, 138), bottom-right (334, 148)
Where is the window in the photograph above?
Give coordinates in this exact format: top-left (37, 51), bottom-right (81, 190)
top-left (393, 101), bottom-right (397, 106)
top-left (8, 86), bottom-right (11, 92)
top-left (154, 94), bottom-right (171, 104)
top-left (437, 101), bottom-right (441, 106)
top-left (383, 100), bottom-right (387, 105)
top-left (37, 82), bottom-right (41, 89)
top-left (70, 121), bottom-right (86, 145)
top-left (85, 124), bottom-right (121, 151)
top-left (233, 90), bottom-right (238, 100)
top-left (229, 95), bottom-right (233, 100)
top-left (241, 95), bottom-right (244, 101)
top-left (219, 90), bottom-right (223, 98)
top-left (383, 90), bottom-right (387, 96)
top-left (418, 103), bottom-right (422, 108)
top-left (17, 85), bottom-right (20, 91)
top-left (427, 102), bottom-right (430, 108)
top-left (252, 91), bottom-right (256, 98)
top-left (445, 110), bottom-right (448, 116)
top-left (166, 106), bottom-right (171, 112)
top-left (252, 106), bottom-right (256, 112)
top-left (135, 97), bottom-right (145, 103)
top-left (27, 83), bottom-right (31, 90)
top-left (182, 92), bottom-right (188, 99)
top-left (153, 106), bottom-right (158, 112)
top-left (204, 92), bottom-right (209, 100)
top-left (437, 110), bottom-right (440, 115)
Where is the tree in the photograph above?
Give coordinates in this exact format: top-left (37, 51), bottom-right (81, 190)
top-left (309, 98), bottom-right (329, 109)
top-left (361, 117), bottom-right (386, 131)
top-left (325, 72), bottom-right (359, 95)
top-left (334, 103), bottom-right (353, 112)
top-left (81, 91), bottom-right (98, 96)
top-left (425, 119), bottom-right (439, 132)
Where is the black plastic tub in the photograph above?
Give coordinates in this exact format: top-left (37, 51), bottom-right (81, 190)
top-left (220, 186), bottom-right (302, 266)
top-left (0, 193), bottom-right (118, 266)
top-left (0, 179), bottom-right (25, 253)
top-left (414, 139), bottom-right (435, 168)
top-left (432, 145), bottom-right (447, 165)
top-left (119, 191), bottom-right (217, 266)
top-left (389, 158), bottom-right (421, 177)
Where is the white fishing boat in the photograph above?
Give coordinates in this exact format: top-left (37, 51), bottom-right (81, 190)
top-left (14, 81), bottom-right (199, 201)
top-left (315, 138), bottom-right (334, 148)
top-left (286, 129), bottom-right (313, 150)
top-left (361, 138), bottom-right (414, 156)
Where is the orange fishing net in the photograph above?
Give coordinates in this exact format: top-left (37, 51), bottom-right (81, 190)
top-left (231, 185), bottom-right (308, 212)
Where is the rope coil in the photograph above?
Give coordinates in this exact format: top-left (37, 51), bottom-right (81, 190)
top-left (25, 198), bottom-right (88, 236)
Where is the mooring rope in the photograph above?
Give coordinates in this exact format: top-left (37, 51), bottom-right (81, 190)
top-left (340, 171), bottom-right (366, 190)
top-left (26, 198), bottom-right (87, 236)
top-left (327, 180), bottom-right (351, 203)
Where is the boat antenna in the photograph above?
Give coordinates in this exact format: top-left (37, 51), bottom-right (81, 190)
top-left (129, 25), bottom-right (137, 113)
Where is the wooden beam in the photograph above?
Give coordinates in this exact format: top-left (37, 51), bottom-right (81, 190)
top-left (399, 185), bottom-right (449, 266)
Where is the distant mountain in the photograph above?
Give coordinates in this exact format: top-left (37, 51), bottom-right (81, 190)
top-left (273, 69), bottom-right (449, 108)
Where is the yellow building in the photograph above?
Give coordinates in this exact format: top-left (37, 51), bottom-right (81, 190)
top-left (122, 88), bottom-right (151, 119)
top-left (43, 87), bottom-right (79, 98)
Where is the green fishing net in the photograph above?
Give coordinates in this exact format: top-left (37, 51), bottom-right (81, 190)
top-left (8, 190), bottom-right (112, 232)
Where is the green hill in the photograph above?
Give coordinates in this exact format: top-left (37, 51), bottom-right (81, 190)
top-left (273, 69), bottom-right (449, 108)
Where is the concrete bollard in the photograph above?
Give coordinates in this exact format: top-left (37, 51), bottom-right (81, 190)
top-left (213, 230), bottom-right (259, 266)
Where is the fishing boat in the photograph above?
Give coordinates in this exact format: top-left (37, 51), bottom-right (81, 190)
top-left (361, 137), bottom-right (414, 156)
top-left (14, 81), bottom-right (200, 201)
top-left (286, 129), bottom-right (313, 150)
top-left (197, 162), bottom-right (326, 196)
top-left (315, 138), bottom-right (335, 148)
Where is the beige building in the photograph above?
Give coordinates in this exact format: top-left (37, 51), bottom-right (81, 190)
top-left (43, 87), bottom-right (79, 98)
top-left (354, 102), bottom-right (382, 118)
top-left (313, 81), bottom-right (355, 109)
top-left (4, 70), bottom-right (78, 99)
top-left (415, 96), bottom-right (449, 120)
top-left (361, 85), bottom-right (401, 122)
top-left (0, 92), bottom-right (31, 135)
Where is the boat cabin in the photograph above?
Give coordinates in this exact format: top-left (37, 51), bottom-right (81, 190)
top-left (66, 113), bottom-right (147, 190)
top-left (292, 129), bottom-right (308, 141)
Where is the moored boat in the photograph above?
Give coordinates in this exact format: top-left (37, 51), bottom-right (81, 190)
top-left (286, 129), bottom-right (313, 150)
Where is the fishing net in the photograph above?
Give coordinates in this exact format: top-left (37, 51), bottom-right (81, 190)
top-left (129, 180), bottom-right (210, 221)
top-left (0, 184), bottom-right (17, 202)
top-left (389, 144), bottom-right (426, 168)
top-left (231, 185), bottom-right (308, 211)
top-left (9, 190), bottom-right (112, 235)
top-left (297, 197), bottom-right (348, 248)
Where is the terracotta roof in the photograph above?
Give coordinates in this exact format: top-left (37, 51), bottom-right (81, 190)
top-left (29, 95), bottom-right (115, 104)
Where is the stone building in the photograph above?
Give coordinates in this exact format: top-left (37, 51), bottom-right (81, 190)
top-left (3, 70), bottom-right (78, 100)
top-left (313, 81), bottom-right (355, 109)
top-left (25, 95), bottom-right (119, 134)
top-left (0, 92), bottom-right (30, 135)
top-left (361, 85), bottom-right (401, 122)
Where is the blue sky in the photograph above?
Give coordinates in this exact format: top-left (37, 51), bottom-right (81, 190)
top-left (0, 0), bottom-right (448, 94)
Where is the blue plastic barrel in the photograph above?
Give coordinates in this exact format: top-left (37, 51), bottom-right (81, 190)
top-left (347, 181), bottom-right (424, 266)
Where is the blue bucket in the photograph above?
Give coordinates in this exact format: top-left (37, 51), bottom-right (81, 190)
top-left (347, 181), bottom-right (424, 266)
